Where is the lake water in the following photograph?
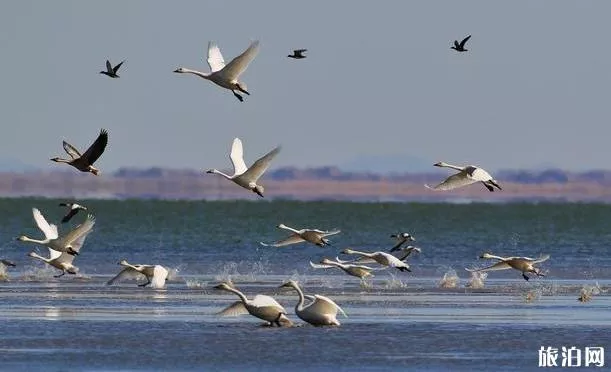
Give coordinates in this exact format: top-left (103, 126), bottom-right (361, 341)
top-left (0, 199), bottom-right (609, 371)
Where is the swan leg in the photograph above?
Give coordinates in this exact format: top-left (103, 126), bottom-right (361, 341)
top-left (54, 271), bottom-right (65, 278)
top-left (232, 91), bottom-right (244, 102)
top-left (483, 182), bottom-right (494, 192)
top-left (138, 279), bottom-right (151, 287)
top-left (398, 267), bottom-right (411, 272)
top-left (522, 273), bottom-right (530, 281)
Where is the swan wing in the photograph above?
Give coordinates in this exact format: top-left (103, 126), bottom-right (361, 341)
top-left (32, 208), bottom-right (59, 240)
top-left (466, 261), bottom-right (511, 273)
top-left (309, 261), bottom-right (334, 269)
top-left (469, 167), bottom-right (494, 182)
top-left (150, 265), bottom-right (169, 289)
top-left (61, 208), bottom-right (80, 223)
top-left (105, 60), bottom-right (112, 72)
top-left (217, 301), bottom-right (248, 316)
top-left (112, 60), bottom-right (125, 73)
top-left (81, 129), bottom-right (108, 165)
top-left (206, 41), bottom-right (226, 72)
top-left (62, 141), bottom-right (82, 159)
top-left (218, 40), bottom-right (260, 81)
top-left (229, 138), bottom-right (248, 176)
top-left (240, 145), bottom-right (281, 182)
top-left (251, 294), bottom-right (284, 310)
top-left (306, 295), bottom-right (345, 317)
top-left (107, 267), bottom-right (140, 285)
top-left (425, 173), bottom-right (477, 191)
top-left (56, 214), bottom-right (95, 253)
top-left (312, 229), bottom-right (340, 237)
top-left (459, 35), bottom-right (472, 48)
top-left (531, 254), bottom-right (550, 264)
top-left (260, 234), bottom-right (305, 247)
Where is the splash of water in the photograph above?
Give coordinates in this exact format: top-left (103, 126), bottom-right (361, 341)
top-left (0, 265), bottom-right (8, 281)
top-left (578, 282), bottom-right (604, 302)
top-left (523, 288), bottom-right (542, 303)
top-left (438, 269), bottom-right (459, 289)
top-left (465, 271), bottom-right (487, 289)
top-left (383, 273), bottom-right (407, 289)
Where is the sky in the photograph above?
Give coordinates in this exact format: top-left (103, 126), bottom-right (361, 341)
top-left (1, 1), bottom-right (610, 173)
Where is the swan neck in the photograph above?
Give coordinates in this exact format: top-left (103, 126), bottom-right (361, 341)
top-left (181, 68), bottom-right (211, 79)
top-left (226, 287), bottom-right (249, 304)
top-left (21, 236), bottom-right (47, 244)
top-left (279, 225), bottom-right (299, 234)
top-left (211, 169), bottom-right (233, 179)
top-left (441, 163), bottom-right (464, 171)
top-left (293, 284), bottom-right (306, 310)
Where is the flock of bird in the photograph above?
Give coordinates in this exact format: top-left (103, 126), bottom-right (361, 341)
top-left (0, 35), bottom-right (557, 327)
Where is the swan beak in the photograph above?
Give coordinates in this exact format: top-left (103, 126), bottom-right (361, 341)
top-left (205, 170), bottom-right (214, 174)
top-left (173, 69), bottom-right (180, 73)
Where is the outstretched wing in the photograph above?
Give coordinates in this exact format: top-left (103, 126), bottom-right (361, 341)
top-left (217, 301), bottom-right (248, 316)
top-left (81, 129), bottom-right (108, 165)
top-left (459, 35), bottom-right (472, 48)
top-left (240, 145), bottom-right (281, 182)
top-left (113, 60), bottom-right (125, 73)
top-left (32, 208), bottom-right (59, 240)
top-left (107, 267), bottom-right (142, 285)
top-left (150, 265), bottom-right (169, 289)
top-left (218, 40), bottom-right (260, 81)
top-left (61, 208), bottom-right (80, 223)
top-left (425, 173), bottom-right (477, 191)
top-left (531, 254), bottom-right (550, 264)
top-left (207, 41), bottom-right (226, 72)
top-left (260, 234), bottom-right (305, 247)
top-left (319, 229), bottom-right (341, 237)
top-left (57, 214), bottom-right (95, 254)
top-left (295, 49), bottom-right (307, 53)
top-left (105, 60), bottom-right (112, 72)
top-left (62, 141), bottom-right (82, 159)
top-left (309, 261), bottom-right (334, 269)
top-left (229, 138), bottom-right (248, 176)
top-left (466, 261), bottom-right (512, 273)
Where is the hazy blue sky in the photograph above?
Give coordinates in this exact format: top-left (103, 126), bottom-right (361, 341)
top-left (1, 1), bottom-right (610, 173)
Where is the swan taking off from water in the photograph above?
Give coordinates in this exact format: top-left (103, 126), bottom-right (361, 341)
top-left (17, 208), bottom-right (95, 256)
top-left (100, 59), bottom-right (125, 78)
top-left (260, 224), bottom-right (341, 247)
top-left (310, 258), bottom-right (377, 279)
top-left (425, 161), bottom-right (501, 192)
top-left (107, 260), bottom-right (169, 289)
top-left (279, 280), bottom-right (346, 326)
top-left (214, 282), bottom-right (292, 327)
top-left (174, 40), bottom-right (260, 102)
top-left (341, 248), bottom-right (411, 272)
top-left (50, 129), bottom-right (108, 175)
top-left (466, 252), bottom-right (549, 281)
top-left (59, 202), bottom-right (87, 223)
top-left (338, 246), bottom-right (421, 265)
top-left (389, 232), bottom-right (416, 252)
top-left (206, 137), bottom-right (280, 198)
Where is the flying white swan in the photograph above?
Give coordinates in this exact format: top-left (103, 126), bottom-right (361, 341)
top-left (341, 248), bottom-right (411, 272)
top-left (309, 258), bottom-right (377, 279)
top-left (466, 252), bottom-right (549, 281)
top-left (107, 260), bottom-right (169, 289)
top-left (337, 246), bottom-right (421, 265)
top-left (425, 161), bottom-right (501, 192)
top-left (17, 208), bottom-right (95, 256)
top-left (260, 224), bottom-right (341, 247)
top-left (214, 282), bottom-right (292, 327)
top-left (279, 280), bottom-right (346, 326)
top-left (174, 40), bottom-right (260, 102)
top-left (26, 232), bottom-right (91, 278)
top-left (389, 232), bottom-right (416, 251)
top-left (206, 137), bottom-right (280, 198)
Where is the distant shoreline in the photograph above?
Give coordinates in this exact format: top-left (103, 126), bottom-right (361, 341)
top-left (2, 167), bottom-right (611, 202)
